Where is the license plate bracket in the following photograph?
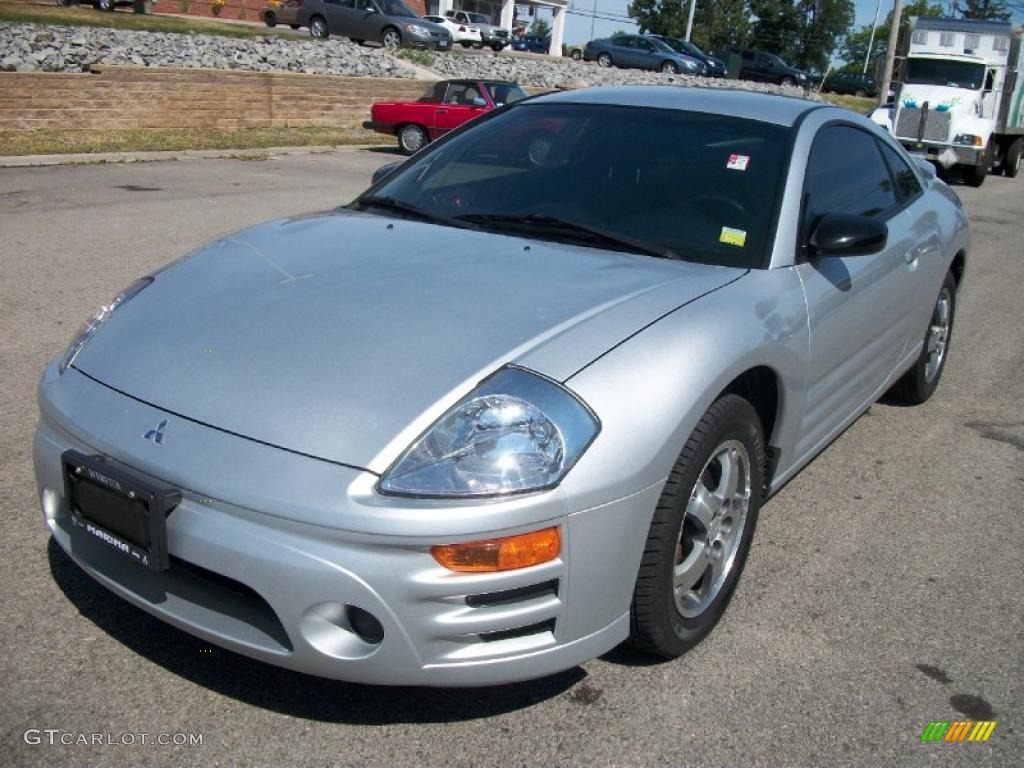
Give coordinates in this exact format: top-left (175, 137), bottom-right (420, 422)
top-left (61, 450), bottom-right (180, 571)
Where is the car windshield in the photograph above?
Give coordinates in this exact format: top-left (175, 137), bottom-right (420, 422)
top-left (484, 82), bottom-right (528, 106)
top-left (365, 103), bottom-right (789, 269)
top-left (905, 58), bottom-right (985, 89)
top-left (681, 41), bottom-right (702, 56)
top-left (650, 38), bottom-right (675, 53)
top-left (767, 54), bottom-right (789, 68)
top-left (466, 12), bottom-right (489, 23)
top-left (379, 0), bottom-right (417, 17)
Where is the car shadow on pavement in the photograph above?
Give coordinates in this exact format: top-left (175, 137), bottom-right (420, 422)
top-left (47, 538), bottom-right (584, 722)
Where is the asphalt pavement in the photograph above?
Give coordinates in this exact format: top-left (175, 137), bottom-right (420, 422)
top-left (0, 148), bottom-right (1021, 768)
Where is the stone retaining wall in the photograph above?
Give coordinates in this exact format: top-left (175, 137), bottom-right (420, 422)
top-left (0, 65), bottom-right (430, 130)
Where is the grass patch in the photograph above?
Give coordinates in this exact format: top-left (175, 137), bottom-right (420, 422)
top-left (819, 93), bottom-right (878, 114)
top-left (393, 47), bottom-right (436, 69)
top-left (0, 126), bottom-right (395, 155)
top-left (0, 0), bottom-right (295, 39)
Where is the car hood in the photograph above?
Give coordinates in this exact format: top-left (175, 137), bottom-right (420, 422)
top-left (73, 211), bottom-right (742, 472)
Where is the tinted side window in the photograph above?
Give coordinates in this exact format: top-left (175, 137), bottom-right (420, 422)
top-left (878, 141), bottom-right (923, 201)
top-left (805, 126), bottom-right (897, 221)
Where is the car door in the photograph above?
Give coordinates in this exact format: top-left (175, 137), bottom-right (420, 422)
top-left (433, 82), bottom-right (483, 136)
top-left (322, 0), bottom-right (358, 35)
top-left (738, 49), bottom-right (757, 80)
top-left (634, 38), bottom-right (658, 70)
top-left (793, 123), bottom-right (922, 457)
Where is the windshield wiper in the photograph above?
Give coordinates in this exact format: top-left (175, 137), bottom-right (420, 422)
top-left (352, 195), bottom-right (476, 230)
top-left (456, 213), bottom-right (679, 259)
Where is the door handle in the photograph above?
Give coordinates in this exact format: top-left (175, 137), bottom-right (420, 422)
top-left (905, 244), bottom-right (929, 264)
top-left (436, 109), bottom-right (447, 114)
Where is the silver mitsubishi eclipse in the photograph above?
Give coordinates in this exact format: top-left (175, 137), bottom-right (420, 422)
top-left (34, 87), bottom-right (969, 686)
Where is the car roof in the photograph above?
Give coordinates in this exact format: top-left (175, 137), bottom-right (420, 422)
top-left (529, 86), bottom-right (825, 127)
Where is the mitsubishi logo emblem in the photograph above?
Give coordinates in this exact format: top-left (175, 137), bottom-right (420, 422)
top-left (143, 419), bottom-right (168, 444)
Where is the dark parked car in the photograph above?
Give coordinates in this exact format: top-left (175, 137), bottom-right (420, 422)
top-left (511, 35), bottom-right (551, 54)
top-left (822, 71), bottom-right (877, 98)
top-left (584, 34), bottom-right (704, 75)
top-left (719, 46), bottom-right (808, 86)
top-left (298, 0), bottom-right (452, 50)
top-left (650, 35), bottom-right (725, 77)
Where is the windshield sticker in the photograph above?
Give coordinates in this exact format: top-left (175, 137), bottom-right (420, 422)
top-left (726, 154), bottom-right (750, 171)
top-left (720, 227), bottom-right (747, 247)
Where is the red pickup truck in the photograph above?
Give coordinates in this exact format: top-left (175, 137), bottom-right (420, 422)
top-left (364, 79), bottom-right (528, 154)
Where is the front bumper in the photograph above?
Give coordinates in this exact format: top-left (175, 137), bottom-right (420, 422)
top-left (34, 362), bottom-right (659, 686)
top-left (406, 32), bottom-right (451, 51)
top-left (896, 140), bottom-right (983, 167)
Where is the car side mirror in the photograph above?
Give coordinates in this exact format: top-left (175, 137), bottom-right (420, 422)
top-left (372, 161), bottom-right (402, 184)
top-left (809, 213), bottom-right (888, 257)
top-left (472, 97), bottom-right (487, 107)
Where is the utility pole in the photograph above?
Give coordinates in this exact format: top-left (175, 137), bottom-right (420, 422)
top-left (591, 0), bottom-right (597, 40)
top-left (878, 0), bottom-right (902, 107)
top-left (685, 0), bottom-right (697, 42)
top-left (863, 0), bottom-right (884, 74)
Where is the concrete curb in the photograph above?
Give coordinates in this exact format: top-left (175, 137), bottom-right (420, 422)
top-left (0, 143), bottom-right (386, 167)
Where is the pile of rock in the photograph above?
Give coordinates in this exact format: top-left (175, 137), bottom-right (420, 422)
top-left (432, 51), bottom-right (818, 98)
top-left (0, 22), bottom-right (418, 78)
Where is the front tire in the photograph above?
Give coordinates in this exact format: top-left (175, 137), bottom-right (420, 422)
top-left (264, 11), bottom-right (277, 27)
top-left (660, 61), bottom-right (679, 74)
top-left (309, 16), bottom-right (328, 39)
top-left (382, 27), bottom-right (401, 50)
top-left (780, 76), bottom-right (795, 86)
top-left (490, 42), bottom-right (505, 52)
top-left (571, 49), bottom-right (582, 60)
top-left (630, 394), bottom-right (765, 658)
top-left (888, 271), bottom-right (956, 405)
top-left (97, 0), bottom-right (114, 10)
top-left (965, 140), bottom-right (993, 187)
top-left (397, 123), bottom-right (427, 155)
top-left (596, 52), bottom-right (613, 68)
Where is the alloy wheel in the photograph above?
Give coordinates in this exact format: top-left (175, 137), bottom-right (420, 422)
top-left (925, 286), bottom-right (952, 382)
top-left (674, 440), bottom-right (751, 618)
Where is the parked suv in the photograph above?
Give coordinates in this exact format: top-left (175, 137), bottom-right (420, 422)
top-left (584, 34), bottom-right (704, 75)
top-left (300, 0), bottom-right (453, 50)
top-left (821, 70), bottom-right (877, 97)
top-left (719, 46), bottom-right (808, 86)
top-left (444, 9), bottom-right (511, 51)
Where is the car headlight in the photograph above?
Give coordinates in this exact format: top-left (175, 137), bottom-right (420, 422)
top-left (379, 367), bottom-right (599, 498)
top-left (405, 24), bottom-right (429, 35)
top-left (59, 277), bottom-right (153, 374)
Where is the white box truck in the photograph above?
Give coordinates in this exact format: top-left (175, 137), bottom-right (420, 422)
top-left (871, 17), bottom-right (1023, 186)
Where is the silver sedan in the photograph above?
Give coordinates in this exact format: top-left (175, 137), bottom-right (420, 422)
top-left (34, 87), bottom-right (969, 686)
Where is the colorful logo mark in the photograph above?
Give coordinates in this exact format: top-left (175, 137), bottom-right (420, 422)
top-left (920, 720), bottom-right (997, 742)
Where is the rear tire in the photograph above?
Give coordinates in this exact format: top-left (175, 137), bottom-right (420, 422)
top-left (630, 394), bottom-right (765, 659)
top-left (854, 88), bottom-right (866, 97)
top-left (397, 123), bottom-right (427, 155)
top-left (97, 0), bottom-right (114, 10)
top-left (490, 42), bottom-right (505, 52)
top-left (290, 24), bottom-right (300, 29)
top-left (888, 270), bottom-right (957, 405)
top-left (1002, 138), bottom-right (1022, 178)
top-left (597, 52), bottom-right (613, 68)
top-left (264, 11), bottom-right (277, 27)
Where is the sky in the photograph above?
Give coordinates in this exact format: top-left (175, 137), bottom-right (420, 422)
top-left (555, 0), bottom-right (1024, 47)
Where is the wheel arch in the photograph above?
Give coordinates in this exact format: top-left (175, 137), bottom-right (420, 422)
top-left (950, 249), bottom-right (966, 289)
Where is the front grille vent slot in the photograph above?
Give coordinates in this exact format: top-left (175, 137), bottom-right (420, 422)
top-left (478, 619), bottom-right (556, 643)
top-left (465, 579), bottom-right (559, 608)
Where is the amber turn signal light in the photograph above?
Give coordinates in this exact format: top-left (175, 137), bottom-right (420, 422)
top-left (431, 527), bottom-right (561, 572)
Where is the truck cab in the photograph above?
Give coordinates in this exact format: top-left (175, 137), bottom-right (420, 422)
top-left (871, 17), bottom-right (1023, 186)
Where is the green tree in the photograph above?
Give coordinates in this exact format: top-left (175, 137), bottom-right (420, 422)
top-left (530, 17), bottom-right (552, 38)
top-left (749, 0), bottom-right (854, 72)
top-left (953, 0), bottom-right (1012, 20)
top-left (838, 0), bottom-right (943, 72)
top-left (627, 0), bottom-right (751, 51)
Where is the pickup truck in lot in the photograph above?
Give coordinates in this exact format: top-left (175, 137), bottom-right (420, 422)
top-left (364, 79), bottom-right (528, 154)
